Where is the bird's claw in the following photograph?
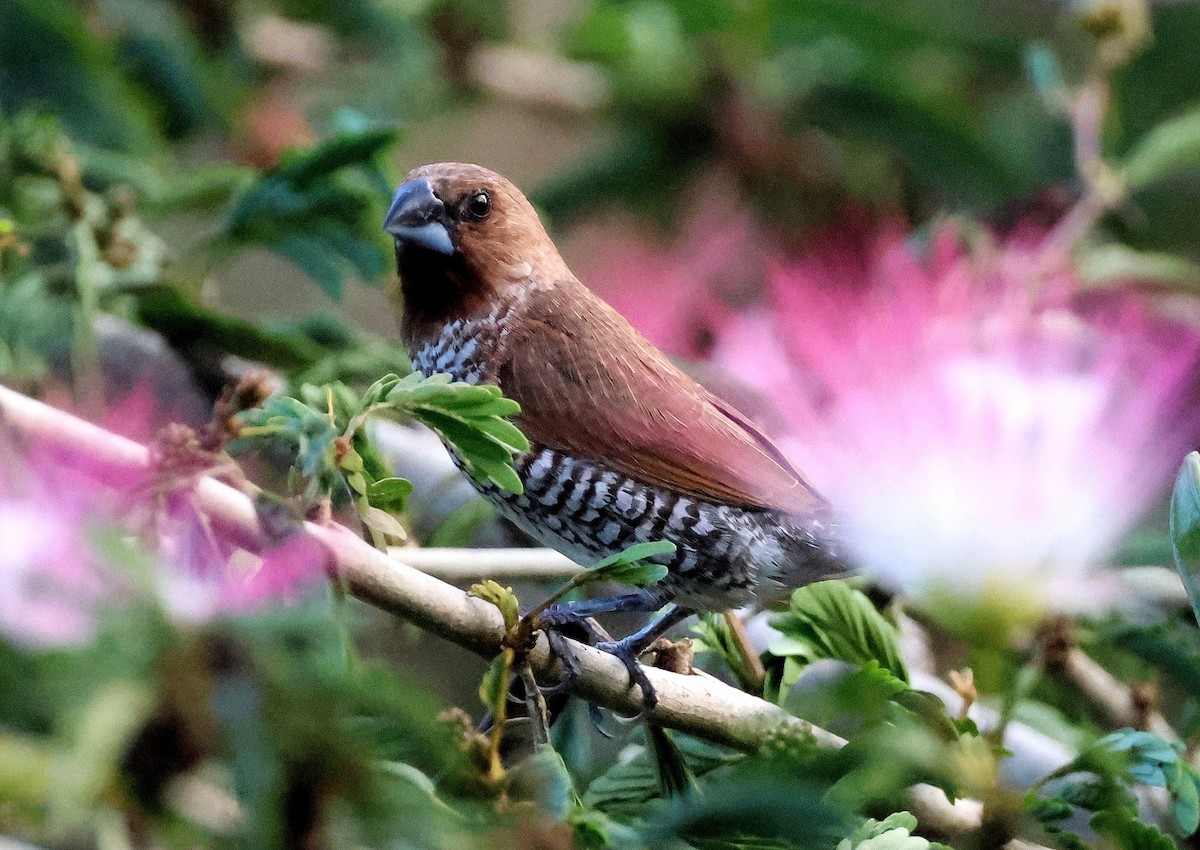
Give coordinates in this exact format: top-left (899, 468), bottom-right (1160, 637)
top-left (539, 628), bottom-right (584, 697)
top-left (595, 638), bottom-right (658, 723)
top-left (537, 625), bottom-right (657, 723)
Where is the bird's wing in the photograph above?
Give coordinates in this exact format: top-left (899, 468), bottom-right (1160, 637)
top-left (495, 286), bottom-right (825, 515)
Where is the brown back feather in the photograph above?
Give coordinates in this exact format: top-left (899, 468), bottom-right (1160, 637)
top-left (496, 283), bottom-right (826, 516)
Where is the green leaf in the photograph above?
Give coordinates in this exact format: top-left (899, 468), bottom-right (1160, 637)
top-left (691, 611), bottom-right (766, 693)
top-left (461, 450), bottom-right (525, 495)
top-left (1123, 107), bottom-right (1200, 190)
top-left (134, 287), bottom-right (323, 370)
top-left (345, 471), bottom-right (368, 496)
top-left (385, 373), bottom-right (529, 494)
top-left (0, 7), bottom-right (161, 152)
top-left (377, 761), bottom-right (461, 816)
top-left (1027, 794), bottom-right (1075, 827)
top-left (769, 581), bottom-right (908, 683)
top-left (273, 232), bottom-right (351, 300)
top-left (643, 771), bottom-right (852, 850)
top-left (217, 128), bottom-right (399, 298)
top-left (1095, 728), bottom-right (1181, 786)
top-left (584, 540), bottom-right (675, 586)
top-left (478, 650), bottom-right (513, 719)
top-left (1055, 777), bottom-right (1139, 815)
top-left (589, 540), bottom-right (677, 570)
top-left (1107, 618), bottom-right (1200, 701)
top-left (339, 447), bottom-right (365, 474)
top-left (360, 506), bottom-right (406, 541)
top-left (1169, 452), bottom-right (1200, 624)
top-left (568, 805), bottom-right (643, 849)
top-left (605, 562), bottom-right (670, 586)
top-left (838, 812), bottom-right (943, 850)
top-left (367, 477), bottom-right (414, 511)
top-left (1090, 808), bottom-right (1178, 850)
top-left (583, 731), bottom-right (739, 816)
top-left (1172, 763), bottom-right (1200, 835)
top-left (1078, 243), bottom-right (1200, 292)
top-left (507, 746), bottom-right (575, 820)
top-left (412, 402), bottom-right (529, 454)
top-left (893, 686), bottom-right (976, 742)
top-left (274, 129), bottom-right (398, 188)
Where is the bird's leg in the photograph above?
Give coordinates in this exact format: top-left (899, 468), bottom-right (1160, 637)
top-left (596, 604), bottom-right (694, 723)
top-left (538, 615), bottom-right (611, 696)
top-left (534, 590), bottom-right (692, 719)
top-left (536, 590), bottom-right (669, 626)
top-left (535, 591), bottom-right (663, 696)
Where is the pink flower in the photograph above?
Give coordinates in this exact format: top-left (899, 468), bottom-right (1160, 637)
top-left (569, 180), bottom-right (765, 359)
top-left (0, 392), bottom-right (330, 648)
top-left (154, 496), bottom-right (330, 623)
top-left (0, 460), bottom-right (113, 648)
top-left (712, 220), bottom-right (1200, 609)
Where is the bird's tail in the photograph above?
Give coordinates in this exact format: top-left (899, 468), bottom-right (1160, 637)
top-left (772, 513), bottom-right (853, 600)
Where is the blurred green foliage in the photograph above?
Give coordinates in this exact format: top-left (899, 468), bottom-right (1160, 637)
top-left (217, 128), bottom-right (398, 299)
top-left (3, 1), bottom-right (1200, 848)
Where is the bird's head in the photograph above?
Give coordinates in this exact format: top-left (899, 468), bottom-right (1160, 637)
top-left (384, 163), bottom-right (568, 331)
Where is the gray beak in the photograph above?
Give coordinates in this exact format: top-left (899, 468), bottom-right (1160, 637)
top-left (383, 178), bottom-right (454, 256)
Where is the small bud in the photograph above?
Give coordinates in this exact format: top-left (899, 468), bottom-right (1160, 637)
top-left (948, 667), bottom-right (978, 718)
top-left (1077, 0), bottom-right (1151, 69)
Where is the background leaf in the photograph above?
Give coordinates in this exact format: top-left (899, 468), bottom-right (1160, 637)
top-left (1123, 107), bottom-right (1200, 191)
top-left (769, 582), bottom-right (908, 683)
top-left (1170, 452), bottom-right (1200, 624)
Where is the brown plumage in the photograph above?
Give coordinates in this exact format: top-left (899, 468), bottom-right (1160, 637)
top-left (495, 285), bottom-right (822, 514)
top-left (385, 162), bottom-right (841, 705)
top-left (391, 163), bottom-right (823, 512)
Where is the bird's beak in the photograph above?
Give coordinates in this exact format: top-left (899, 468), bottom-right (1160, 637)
top-left (383, 178), bottom-right (454, 256)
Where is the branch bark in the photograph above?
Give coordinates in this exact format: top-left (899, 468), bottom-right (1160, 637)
top-left (390, 546), bottom-right (581, 582)
top-left (0, 384), bottom-right (1046, 847)
top-left (1060, 647), bottom-right (1178, 743)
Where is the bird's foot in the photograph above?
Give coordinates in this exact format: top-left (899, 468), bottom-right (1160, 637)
top-left (538, 624), bottom-right (656, 731)
top-left (540, 627), bottom-right (585, 696)
top-left (527, 592), bottom-right (658, 697)
top-left (536, 602), bottom-right (694, 723)
top-left (533, 609), bottom-right (611, 696)
top-left (594, 635), bottom-right (658, 723)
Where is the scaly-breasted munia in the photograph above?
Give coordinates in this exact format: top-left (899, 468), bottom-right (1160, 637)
top-left (385, 162), bottom-right (841, 708)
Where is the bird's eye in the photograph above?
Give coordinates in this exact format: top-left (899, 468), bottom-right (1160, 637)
top-left (464, 190), bottom-right (491, 221)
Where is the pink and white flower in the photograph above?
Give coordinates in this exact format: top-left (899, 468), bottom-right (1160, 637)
top-left (570, 180), bottom-right (765, 360)
top-left (0, 484), bottom-right (107, 648)
top-left (0, 394), bottom-right (329, 649)
top-left (713, 220), bottom-right (1200, 610)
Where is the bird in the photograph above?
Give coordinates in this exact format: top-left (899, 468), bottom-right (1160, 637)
top-left (384, 162), bottom-right (842, 711)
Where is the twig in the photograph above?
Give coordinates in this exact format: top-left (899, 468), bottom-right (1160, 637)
top-left (1039, 615), bottom-right (1178, 742)
top-left (517, 662), bottom-right (551, 747)
top-left (389, 546), bottom-right (582, 582)
top-left (1060, 647), bottom-right (1178, 742)
top-left (0, 385), bottom-right (1048, 848)
top-left (0, 383), bottom-right (834, 748)
top-left (723, 610), bottom-right (766, 690)
top-left (1036, 55), bottom-right (1123, 276)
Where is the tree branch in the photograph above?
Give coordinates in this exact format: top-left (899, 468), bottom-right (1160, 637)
top-left (0, 383), bottom-right (834, 749)
top-left (390, 546), bottom-right (581, 582)
top-left (1060, 647), bottom-right (1178, 743)
top-left (0, 385), bottom-right (1047, 846)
